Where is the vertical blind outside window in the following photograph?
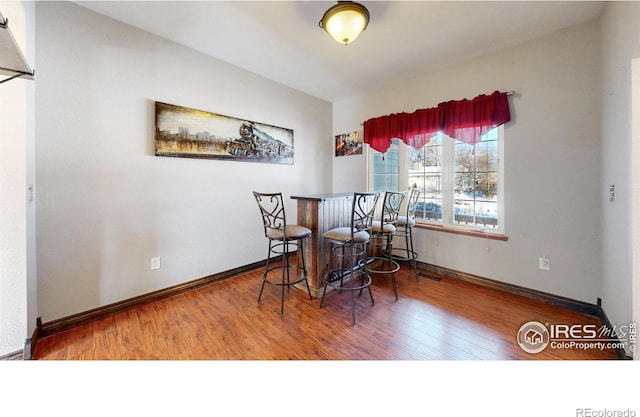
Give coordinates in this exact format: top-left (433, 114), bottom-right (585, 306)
top-left (371, 140), bottom-right (399, 192)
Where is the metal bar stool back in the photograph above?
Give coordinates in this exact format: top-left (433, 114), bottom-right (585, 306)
top-left (252, 191), bottom-right (313, 317)
top-left (368, 190), bottom-right (407, 300)
top-left (319, 192), bottom-right (380, 324)
top-left (392, 188), bottom-right (421, 281)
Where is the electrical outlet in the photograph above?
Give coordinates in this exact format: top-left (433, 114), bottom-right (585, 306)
top-left (151, 257), bottom-right (161, 270)
top-left (539, 256), bottom-right (550, 271)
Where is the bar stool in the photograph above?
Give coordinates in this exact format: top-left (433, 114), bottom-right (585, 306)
top-left (319, 192), bottom-right (379, 325)
top-left (391, 188), bottom-right (421, 281)
top-left (368, 190), bottom-right (407, 300)
top-left (252, 191), bottom-right (313, 317)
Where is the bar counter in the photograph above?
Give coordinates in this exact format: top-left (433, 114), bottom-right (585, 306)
top-left (290, 193), bottom-right (354, 297)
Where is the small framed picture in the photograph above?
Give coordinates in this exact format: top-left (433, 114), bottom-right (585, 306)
top-left (335, 131), bottom-right (363, 157)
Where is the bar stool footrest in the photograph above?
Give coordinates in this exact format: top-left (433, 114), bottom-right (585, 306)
top-left (323, 272), bottom-right (372, 292)
top-left (385, 247), bottom-right (418, 262)
top-left (263, 264), bottom-right (308, 287)
top-left (365, 256), bottom-right (401, 274)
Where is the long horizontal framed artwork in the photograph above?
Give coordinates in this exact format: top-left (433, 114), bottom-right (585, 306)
top-left (155, 101), bottom-right (294, 164)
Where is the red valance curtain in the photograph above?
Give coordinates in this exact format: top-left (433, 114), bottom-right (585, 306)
top-left (363, 91), bottom-right (511, 153)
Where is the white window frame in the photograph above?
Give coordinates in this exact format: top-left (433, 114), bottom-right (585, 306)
top-left (367, 126), bottom-right (505, 234)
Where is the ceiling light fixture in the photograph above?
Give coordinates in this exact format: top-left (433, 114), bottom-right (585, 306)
top-left (319, 1), bottom-right (370, 46)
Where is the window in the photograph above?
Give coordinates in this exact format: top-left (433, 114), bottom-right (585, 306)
top-left (371, 140), bottom-right (399, 192)
top-left (369, 127), bottom-right (504, 233)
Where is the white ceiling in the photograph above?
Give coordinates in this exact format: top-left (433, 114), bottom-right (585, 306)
top-left (74, 1), bottom-right (606, 102)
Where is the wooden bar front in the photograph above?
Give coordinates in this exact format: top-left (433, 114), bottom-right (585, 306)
top-left (291, 193), bottom-right (353, 298)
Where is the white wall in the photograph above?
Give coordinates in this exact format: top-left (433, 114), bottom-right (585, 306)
top-left (334, 20), bottom-right (604, 305)
top-left (633, 53), bottom-right (640, 360)
top-left (0, 1), bottom-right (34, 356)
top-left (35, 2), bottom-right (332, 322)
top-left (25, 0), bottom-right (36, 356)
top-left (600, 1), bottom-right (640, 355)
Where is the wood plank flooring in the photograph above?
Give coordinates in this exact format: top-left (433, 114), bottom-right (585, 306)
top-left (33, 265), bottom-right (621, 360)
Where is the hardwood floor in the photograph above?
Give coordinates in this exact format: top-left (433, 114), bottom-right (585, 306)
top-left (33, 264), bottom-right (621, 360)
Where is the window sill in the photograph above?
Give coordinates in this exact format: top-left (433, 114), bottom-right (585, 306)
top-left (414, 223), bottom-right (508, 241)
